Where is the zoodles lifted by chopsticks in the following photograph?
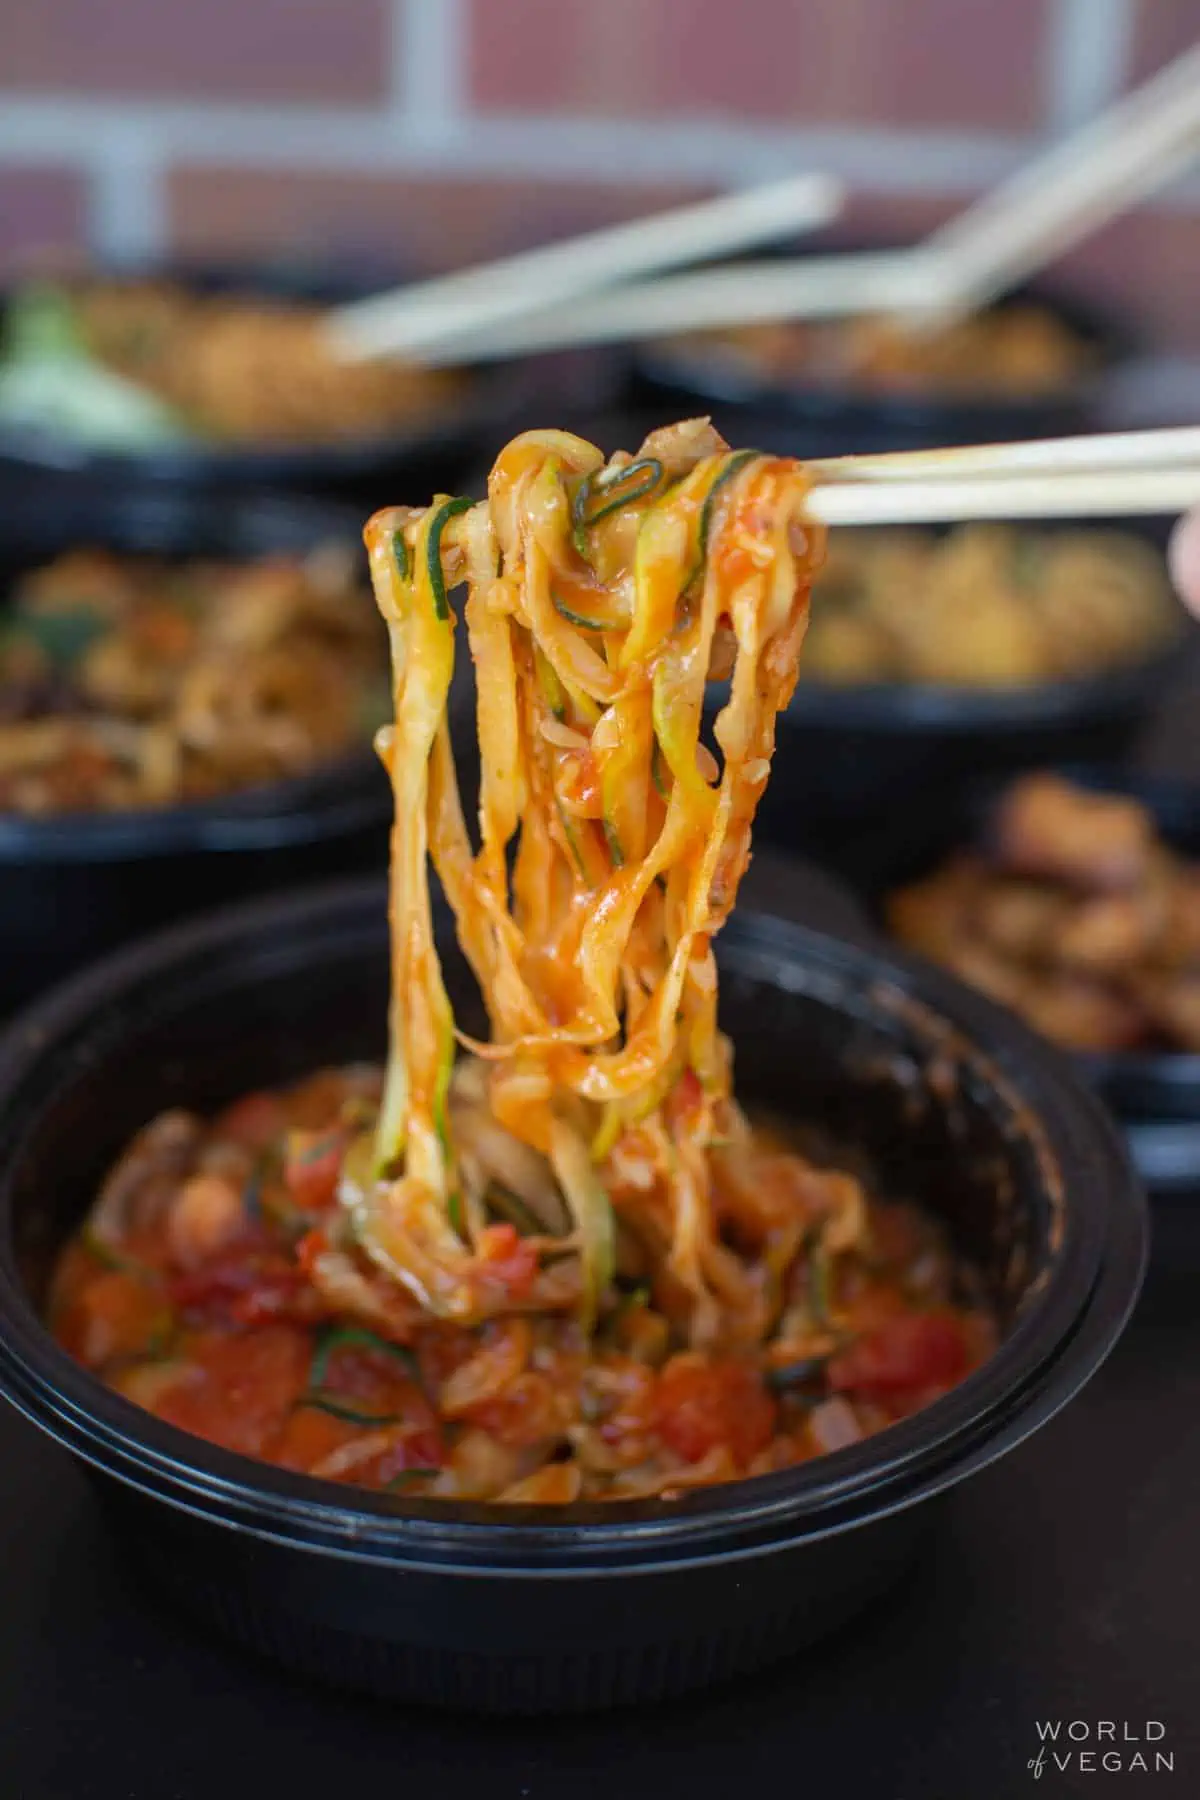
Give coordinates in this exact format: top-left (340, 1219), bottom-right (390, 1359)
top-left (352, 418), bottom-right (824, 1340)
top-left (54, 417), bottom-right (1001, 1504)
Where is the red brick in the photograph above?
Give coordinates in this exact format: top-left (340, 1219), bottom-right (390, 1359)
top-left (0, 0), bottom-right (390, 105)
top-left (1056, 211), bottom-right (1200, 355)
top-left (0, 168), bottom-right (87, 275)
top-left (468, 0), bottom-right (1050, 130)
top-left (836, 192), bottom-right (961, 244)
top-left (1128, 0), bottom-right (1198, 85)
top-left (168, 169), bottom-right (713, 274)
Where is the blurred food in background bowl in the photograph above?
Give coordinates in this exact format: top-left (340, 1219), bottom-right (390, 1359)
top-left (803, 524), bottom-right (1181, 687)
top-left (686, 302), bottom-right (1098, 403)
top-left (638, 293), bottom-right (1125, 446)
top-left (747, 519), bottom-right (1187, 865)
top-left (0, 537), bottom-right (389, 816)
top-left (887, 773), bottom-right (1200, 1055)
top-left (873, 770), bottom-right (1200, 1190)
top-left (631, 244), bottom-right (1131, 454)
top-left (0, 267), bottom-right (552, 499)
top-left (0, 486), bottom-right (391, 1012)
top-left (3, 275), bottom-right (464, 449)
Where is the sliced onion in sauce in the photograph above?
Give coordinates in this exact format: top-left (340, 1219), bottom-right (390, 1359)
top-left (538, 717), bottom-right (592, 752)
top-left (809, 1396), bottom-right (863, 1452)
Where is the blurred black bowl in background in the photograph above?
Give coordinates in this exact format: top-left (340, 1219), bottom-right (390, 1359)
top-left (630, 263), bottom-right (1132, 458)
top-left (844, 766), bottom-right (1200, 1192)
top-left (0, 484), bottom-right (391, 1014)
top-left (0, 262), bottom-right (568, 509)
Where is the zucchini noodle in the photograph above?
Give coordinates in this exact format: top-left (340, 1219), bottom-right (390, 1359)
top-left (353, 418), bottom-right (826, 1342)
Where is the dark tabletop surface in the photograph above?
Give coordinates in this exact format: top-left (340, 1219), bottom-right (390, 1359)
top-left (3, 445), bottom-right (1200, 1797)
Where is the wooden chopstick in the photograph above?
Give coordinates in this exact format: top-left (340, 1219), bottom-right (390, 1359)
top-left (373, 44), bottom-right (1200, 368)
top-left (401, 250), bottom-right (937, 366)
top-left (807, 466), bottom-right (1200, 529)
top-left (326, 173), bottom-right (842, 364)
top-left (810, 428), bottom-right (1200, 486)
top-left (913, 42), bottom-right (1200, 327)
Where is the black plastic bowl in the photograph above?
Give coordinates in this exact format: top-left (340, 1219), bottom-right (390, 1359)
top-left (0, 878), bottom-right (1146, 1711)
top-left (754, 632), bottom-right (1186, 864)
top-left (751, 507), bottom-right (1188, 867)
top-left (853, 767), bottom-right (1200, 1191)
top-left (0, 486), bottom-right (391, 1012)
top-left (631, 268), bottom-right (1130, 457)
top-left (0, 262), bottom-right (546, 502)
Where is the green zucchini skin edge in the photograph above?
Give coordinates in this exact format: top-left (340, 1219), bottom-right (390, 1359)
top-left (425, 496), bottom-right (473, 620)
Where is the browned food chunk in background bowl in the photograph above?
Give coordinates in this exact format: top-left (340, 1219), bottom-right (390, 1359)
top-left (992, 775), bottom-right (1154, 892)
top-left (889, 776), bottom-right (1200, 1058)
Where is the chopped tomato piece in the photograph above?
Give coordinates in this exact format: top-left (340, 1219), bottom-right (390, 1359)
top-left (415, 1325), bottom-right (478, 1394)
top-left (283, 1130), bottom-right (344, 1211)
top-left (55, 1270), bottom-right (171, 1368)
top-left (391, 1425), bottom-right (444, 1473)
top-left (216, 1090), bottom-right (286, 1152)
top-left (316, 1339), bottom-right (421, 1407)
top-left (295, 1227), bottom-right (329, 1280)
top-left (153, 1325), bottom-right (311, 1457)
top-left (466, 1372), bottom-right (570, 1449)
top-left (653, 1355), bottom-right (777, 1467)
top-left (828, 1312), bottom-right (968, 1400)
top-left (666, 1066), bottom-right (704, 1129)
top-left (167, 1250), bottom-right (313, 1326)
top-left (473, 1223), bottom-right (538, 1301)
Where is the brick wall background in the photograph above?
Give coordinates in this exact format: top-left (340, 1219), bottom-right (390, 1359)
top-left (0, 0), bottom-right (1197, 346)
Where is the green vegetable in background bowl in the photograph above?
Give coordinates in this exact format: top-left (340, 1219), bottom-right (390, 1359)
top-left (0, 285), bottom-right (191, 450)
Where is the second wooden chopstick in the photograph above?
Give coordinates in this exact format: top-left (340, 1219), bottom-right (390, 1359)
top-left (328, 173), bottom-right (842, 364)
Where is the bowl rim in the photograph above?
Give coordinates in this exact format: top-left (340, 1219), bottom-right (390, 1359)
top-left (0, 878), bottom-right (1147, 1574)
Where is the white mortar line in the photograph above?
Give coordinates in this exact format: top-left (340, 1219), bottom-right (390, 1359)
top-left (2, 92), bottom-right (1199, 222)
top-left (468, 118), bottom-right (1025, 190)
top-left (87, 137), bottom-right (166, 261)
top-left (394, 0), bottom-right (465, 137)
top-left (1045, 0), bottom-right (1135, 131)
top-left (0, 97), bottom-right (1027, 189)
